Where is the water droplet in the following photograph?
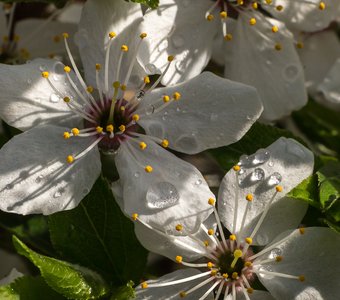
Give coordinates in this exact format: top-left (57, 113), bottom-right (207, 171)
top-left (50, 93), bottom-right (60, 103)
top-left (238, 167), bottom-right (245, 175)
top-left (270, 248), bottom-right (282, 258)
top-left (158, 39), bottom-right (168, 52)
top-left (145, 63), bottom-right (158, 74)
top-left (268, 161), bottom-right (274, 167)
top-left (53, 191), bottom-right (62, 198)
top-left (162, 111), bottom-right (168, 121)
top-left (251, 168), bottom-right (265, 182)
top-left (210, 113), bottom-right (218, 121)
top-left (256, 233), bottom-right (269, 245)
top-left (145, 105), bottom-right (155, 115)
top-left (239, 155), bottom-right (249, 166)
top-left (172, 34), bottom-right (184, 48)
top-left (195, 179), bottom-right (202, 186)
top-left (146, 182), bottom-right (180, 209)
top-left (134, 172), bottom-right (140, 178)
top-left (267, 172), bottom-right (282, 186)
top-left (39, 64), bottom-right (47, 71)
top-left (35, 175), bottom-right (44, 183)
top-left (253, 150), bottom-right (270, 165)
top-left (283, 64), bottom-right (300, 81)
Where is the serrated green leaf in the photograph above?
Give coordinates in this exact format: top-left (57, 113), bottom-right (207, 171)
top-left (110, 281), bottom-right (135, 300)
top-left (48, 177), bottom-right (148, 285)
top-left (209, 122), bottom-right (303, 171)
top-left (0, 276), bottom-right (66, 300)
top-left (12, 236), bottom-right (109, 300)
top-left (125, 0), bottom-right (159, 9)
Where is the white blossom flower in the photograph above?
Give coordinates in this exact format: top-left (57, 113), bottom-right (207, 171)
top-left (133, 138), bottom-right (340, 299)
top-left (0, 2), bottom-right (79, 63)
top-left (138, 0), bottom-right (337, 121)
top-left (0, 0), bottom-right (263, 233)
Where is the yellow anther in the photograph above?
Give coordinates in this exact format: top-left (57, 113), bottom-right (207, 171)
top-left (224, 33), bottom-right (233, 41)
top-left (175, 224), bottom-right (183, 231)
top-left (245, 237), bottom-right (253, 245)
top-left (86, 86), bottom-right (94, 93)
top-left (145, 165), bottom-right (153, 173)
top-left (140, 32), bottom-right (147, 39)
top-left (71, 128), bottom-right (80, 136)
top-left (266, 0), bottom-right (272, 4)
top-left (276, 256), bottom-right (283, 262)
top-left (246, 194), bottom-right (253, 201)
top-left (144, 76), bottom-right (150, 84)
top-left (63, 96), bottom-right (70, 103)
top-left (62, 33), bottom-right (69, 39)
top-left (119, 125), bottom-right (126, 132)
top-left (64, 66), bottom-right (71, 73)
top-left (95, 63), bottom-right (101, 70)
top-left (207, 262), bottom-right (214, 268)
top-left (276, 5), bottom-right (283, 11)
top-left (247, 288), bottom-right (254, 294)
top-left (132, 114), bottom-right (140, 122)
top-left (121, 84), bottom-right (127, 91)
top-left (113, 81), bottom-right (120, 89)
top-left (204, 240), bottom-right (209, 247)
top-left (299, 227), bottom-right (305, 234)
top-left (252, 2), bottom-right (258, 9)
top-left (232, 272), bottom-right (238, 279)
top-left (211, 270), bottom-right (217, 276)
top-left (53, 35), bottom-right (61, 43)
top-left (234, 249), bottom-right (243, 258)
top-left (139, 142), bottom-right (147, 150)
top-left (120, 106), bottom-right (126, 112)
top-left (319, 1), bottom-right (325, 10)
top-left (272, 25), bottom-right (279, 33)
top-left (244, 261), bottom-right (252, 267)
top-left (121, 45), bottom-right (129, 52)
top-left (106, 124), bottom-right (114, 133)
top-left (132, 213), bottom-right (138, 221)
top-left (276, 185), bottom-right (283, 192)
top-left (206, 14), bottom-right (214, 21)
top-left (296, 42), bottom-right (304, 49)
top-left (63, 132), bottom-right (70, 139)
top-left (96, 126), bottom-right (103, 133)
top-left (161, 139), bottom-right (169, 148)
top-left (229, 234), bottom-right (237, 241)
top-left (163, 95), bottom-right (170, 103)
top-left (173, 92), bottom-right (181, 100)
top-left (14, 35), bottom-right (20, 42)
top-left (249, 18), bottom-right (256, 25)
top-left (233, 165), bottom-right (240, 171)
top-left (168, 55), bottom-right (175, 62)
top-left (222, 273), bottom-right (228, 279)
top-left (208, 229), bottom-right (214, 236)
top-left (220, 11), bottom-right (227, 19)
top-left (179, 291), bottom-right (187, 298)
top-left (275, 43), bottom-right (282, 51)
top-left (237, 0), bottom-right (244, 5)
top-left (66, 155), bottom-right (74, 164)
top-left (48, 53), bottom-right (55, 59)
top-left (175, 255), bottom-right (183, 263)
top-left (41, 71), bottom-right (49, 78)
top-left (141, 282), bottom-right (148, 289)
top-left (109, 32), bottom-right (116, 39)
top-left (299, 275), bottom-right (305, 282)
top-left (208, 198), bottom-right (215, 206)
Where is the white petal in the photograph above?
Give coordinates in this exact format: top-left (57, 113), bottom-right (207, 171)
top-left (298, 30), bottom-right (340, 95)
top-left (114, 138), bottom-right (213, 234)
top-left (218, 137), bottom-right (313, 245)
top-left (76, 0), bottom-right (144, 89)
top-left (0, 58), bottom-right (81, 131)
top-left (134, 213), bottom-right (216, 262)
top-left (263, 0), bottom-right (337, 32)
top-left (57, 3), bottom-right (83, 24)
top-left (135, 269), bottom-right (214, 300)
top-left (256, 227), bottom-right (340, 300)
top-left (136, 72), bottom-right (263, 154)
top-left (224, 290), bottom-right (275, 300)
top-left (16, 19), bottom-right (78, 59)
top-left (224, 13), bottom-right (307, 122)
top-left (0, 125), bottom-right (101, 215)
top-left (317, 58), bottom-right (340, 111)
top-left (0, 269), bottom-right (23, 286)
top-left (138, 0), bottom-right (218, 85)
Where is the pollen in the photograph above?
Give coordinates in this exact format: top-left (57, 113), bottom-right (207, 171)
top-left (139, 142), bottom-right (147, 150)
top-left (247, 288), bottom-right (254, 294)
top-left (245, 237), bottom-right (253, 244)
top-left (106, 124), bottom-right (114, 133)
top-left (161, 139), bottom-right (169, 148)
top-left (208, 198), bottom-right (215, 206)
top-left (297, 42), bottom-right (304, 49)
top-left (145, 165), bottom-right (153, 173)
top-left (64, 66), bottom-right (71, 73)
top-left (246, 194), bottom-right (253, 201)
top-left (132, 114), bottom-right (140, 121)
top-left (141, 282), bottom-right (148, 289)
top-left (109, 32), bottom-right (116, 39)
top-left (272, 25), bottom-right (279, 33)
top-left (163, 95), bottom-right (170, 103)
top-left (175, 224), bottom-right (183, 231)
top-left (299, 275), bottom-right (305, 282)
top-left (319, 2), bottom-right (326, 10)
top-left (220, 11), bottom-right (227, 19)
top-left (140, 32), bottom-right (147, 39)
top-left (276, 5), bottom-right (283, 11)
top-left (132, 213), bottom-right (138, 221)
top-left (204, 240), bottom-right (209, 247)
top-left (95, 63), bottom-right (101, 70)
top-left (232, 272), bottom-right (238, 279)
top-left (208, 229), bottom-right (214, 235)
top-left (53, 35), bottom-right (61, 43)
top-left (275, 43), bottom-right (282, 51)
top-left (63, 96), bottom-right (70, 103)
top-left (230, 234), bottom-right (237, 241)
top-left (168, 55), bottom-right (175, 62)
top-left (71, 128), bottom-right (80, 136)
top-left (211, 270), bottom-right (217, 276)
top-left (206, 14), bottom-right (214, 21)
top-left (179, 291), bottom-right (187, 298)
top-left (144, 76), bottom-right (150, 84)
top-left (173, 92), bottom-right (181, 100)
top-left (96, 126), bottom-right (103, 133)
top-left (66, 155), bottom-right (74, 164)
top-left (121, 45), bottom-right (129, 52)
top-left (113, 81), bottom-right (120, 89)
top-left (224, 33), bottom-right (233, 41)
top-left (41, 71), bottom-right (49, 78)
top-left (249, 18), bottom-right (257, 26)
top-left (119, 125), bottom-right (126, 132)
top-left (207, 262), bottom-right (214, 268)
top-left (299, 227), bottom-right (305, 234)
top-left (244, 261), bottom-right (252, 267)
top-left (223, 273), bottom-right (228, 278)
top-left (175, 255), bottom-right (183, 263)
top-left (252, 2), bottom-right (258, 9)
top-left (121, 84), bottom-right (127, 91)
top-left (234, 249), bottom-right (243, 258)
top-left (276, 256), bottom-right (283, 262)
top-left (276, 185), bottom-right (283, 192)
top-left (62, 33), bottom-right (69, 39)
top-left (63, 132), bottom-right (70, 139)
top-left (120, 106), bottom-right (125, 112)
top-left (233, 165), bottom-right (240, 171)
top-left (86, 86), bottom-right (94, 93)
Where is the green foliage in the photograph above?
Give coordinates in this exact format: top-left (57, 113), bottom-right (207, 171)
top-left (209, 122), bottom-right (301, 171)
top-left (0, 276), bottom-right (66, 300)
top-left (110, 281), bottom-right (135, 300)
top-left (0, 0), bottom-right (67, 8)
top-left (49, 177), bottom-right (148, 285)
top-left (125, 0), bottom-right (159, 9)
top-left (12, 236), bottom-right (110, 300)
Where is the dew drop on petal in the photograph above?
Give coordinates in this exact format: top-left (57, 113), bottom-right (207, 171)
top-left (252, 150), bottom-right (270, 165)
top-left (270, 248), bottom-right (282, 259)
top-left (145, 105), bottom-right (155, 115)
top-left (134, 172), bottom-right (140, 178)
top-left (268, 161), bottom-right (274, 167)
top-left (256, 233), bottom-right (269, 245)
top-left (267, 172), bottom-right (282, 186)
top-left (195, 179), bottom-right (202, 186)
top-left (283, 64), bottom-right (300, 82)
top-left (53, 191), bottom-right (62, 198)
top-left (239, 155), bottom-right (249, 166)
top-left (50, 93), bottom-right (60, 103)
top-left (39, 64), bottom-right (47, 71)
top-left (250, 168), bottom-right (265, 182)
top-left (146, 182), bottom-right (180, 209)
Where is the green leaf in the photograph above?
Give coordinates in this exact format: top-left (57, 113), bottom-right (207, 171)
top-left (12, 236), bottom-right (110, 300)
top-left (209, 122), bottom-right (303, 171)
top-left (110, 281), bottom-right (135, 300)
top-left (125, 0), bottom-right (159, 9)
top-left (0, 276), bottom-right (66, 300)
top-left (49, 177), bottom-right (148, 285)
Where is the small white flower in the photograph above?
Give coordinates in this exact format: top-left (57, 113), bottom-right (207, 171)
top-left (0, 0), bottom-right (263, 233)
top-left (138, 0), bottom-right (337, 121)
top-left (133, 138), bottom-right (340, 299)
